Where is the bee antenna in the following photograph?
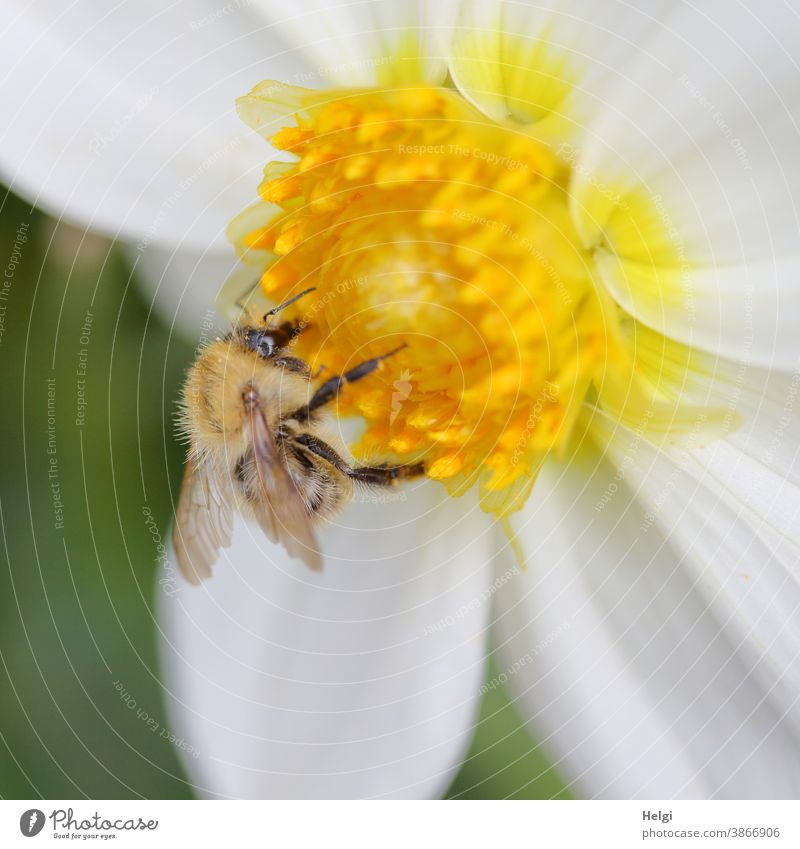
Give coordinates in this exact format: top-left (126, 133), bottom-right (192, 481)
top-left (265, 287), bottom-right (317, 317)
top-left (378, 342), bottom-right (408, 361)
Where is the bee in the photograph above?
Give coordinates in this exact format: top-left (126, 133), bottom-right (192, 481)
top-left (174, 288), bottom-right (424, 582)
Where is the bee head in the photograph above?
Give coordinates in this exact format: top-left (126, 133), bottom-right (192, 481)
top-left (241, 319), bottom-right (308, 358)
top-left (242, 326), bottom-right (288, 358)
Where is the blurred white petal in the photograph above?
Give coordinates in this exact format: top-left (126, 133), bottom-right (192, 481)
top-left (0, 0), bottom-right (311, 249)
top-left (249, 0), bottom-right (459, 86)
top-left (126, 244), bottom-right (239, 339)
top-left (494, 457), bottom-right (800, 798)
top-left (159, 481), bottom-right (494, 799)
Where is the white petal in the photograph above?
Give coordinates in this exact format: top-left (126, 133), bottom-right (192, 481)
top-left (0, 1), bottom-right (312, 249)
top-left (494, 456), bottom-right (800, 798)
top-left (596, 407), bottom-right (800, 742)
top-left (249, 0), bottom-right (459, 86)
top-left (591, 255), bottom-right (800, 370)
top-left (126, 244), bottom-right (238, 339)
top-left (158, 480), bottom-right (494, 799)
top-left (724, 364), bottom-right (800, 491)
top-left (449, 1), bottom-right (675, 127)
top-left (565, 3), bottom-right (800, 365)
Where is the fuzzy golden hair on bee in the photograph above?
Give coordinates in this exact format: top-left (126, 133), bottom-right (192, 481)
top-left (173, 289), bottom-right (425, 584)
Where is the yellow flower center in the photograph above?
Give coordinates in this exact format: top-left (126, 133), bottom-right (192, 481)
top-left (230, 83), bottom-right (710, 515)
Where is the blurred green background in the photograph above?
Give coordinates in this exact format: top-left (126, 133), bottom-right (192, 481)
top-left (0, 187), bottom-right (570, 799)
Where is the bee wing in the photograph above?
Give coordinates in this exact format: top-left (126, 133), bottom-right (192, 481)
top-left (248, 401), bottom-right (323, 570)
top-left (174, 460), bottom-right (234, 584)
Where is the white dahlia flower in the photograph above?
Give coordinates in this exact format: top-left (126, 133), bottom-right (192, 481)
top-left (4, 0), bottom-right (798, 799)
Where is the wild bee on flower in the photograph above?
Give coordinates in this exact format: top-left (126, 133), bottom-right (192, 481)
top-left (174, 288), bottom-right (424, 582)
top-left (9, 0), bottom-right (800, 803)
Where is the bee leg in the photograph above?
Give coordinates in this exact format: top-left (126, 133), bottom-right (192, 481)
top-left (273, 355), bottom-right (311, 376)
top-left (294, 434), bottom-right (425, 486)
top-left (289, 344), bottom-right (407, 422)
top-left (346, 463), bottom-right (425, 486)
top-left (293, 433), bottom-right (352, 473)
